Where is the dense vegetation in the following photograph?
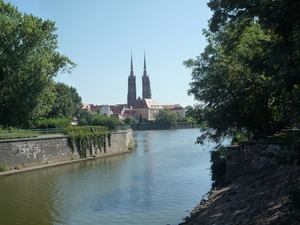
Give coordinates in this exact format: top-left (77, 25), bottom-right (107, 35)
top-left (186, 1), bottom-right (300, 220)
top-left (154, 108), bottom-right (178, 128)
top-left (184, 0), bottom-right (300, 153)
top-left (0, 1), bottom-right (77, 128)
top-left (63, 126), bottom-right (111, 158)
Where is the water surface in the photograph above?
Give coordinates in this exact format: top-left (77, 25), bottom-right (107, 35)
top-left (0, 129), bottom-right (216, 225)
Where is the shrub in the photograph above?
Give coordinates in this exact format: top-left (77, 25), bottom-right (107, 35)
top-left (0, 164), bottom-right (9, 172)
top-left (91, 115), bottom-right (120, 131)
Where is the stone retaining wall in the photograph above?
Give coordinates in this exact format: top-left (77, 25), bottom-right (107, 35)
top-left (225, 142), bottom-right (284, 182)
top-left (0, 129), bottom-right (134, 169)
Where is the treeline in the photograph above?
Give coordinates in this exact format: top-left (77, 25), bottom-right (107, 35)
top-left (184, 0), bottom-right (300, 150)
top-left (0, 1), bottom-right (79, 128)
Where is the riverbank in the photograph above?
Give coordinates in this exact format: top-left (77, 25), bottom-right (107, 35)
top-left (180, 165), bottom-right (300, 225)
top-left (0, 149), bottom-right (132, 177)
top-left (0, 129), bottom-right (134, 176)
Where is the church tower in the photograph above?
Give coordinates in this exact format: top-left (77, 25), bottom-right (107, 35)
top-left (127, 53), bottom-right (137, 108)
top-left (142, 52), bottom-right (152, 99)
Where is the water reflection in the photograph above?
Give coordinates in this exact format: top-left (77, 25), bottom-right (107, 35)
top-left (0, 129), bottom-right (215, 225)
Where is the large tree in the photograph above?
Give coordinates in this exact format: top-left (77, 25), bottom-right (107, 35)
top-left (70, 86), bottom-right (83, 117)
top-left (154, 108), bottom-right (178, 128)
top-left (207, 0), bottom-right (300, 125)
top-left (185, 21), bottom-right (283, 143)
top-left (47, 82), bottom-right (81, 119)
top-left (0, 1), bottom-right (76, 128)
top-left (185, 0), bottom-right (300, 144)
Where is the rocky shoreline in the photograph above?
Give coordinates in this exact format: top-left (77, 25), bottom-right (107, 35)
top-left (180, 165), bottom-right (300, 225)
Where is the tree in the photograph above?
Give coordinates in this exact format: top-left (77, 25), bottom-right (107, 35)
top-left (207, 0), bottom-right (300, 125)
top-left (78, 109), bottom-right (93, 126)
top-left (154, 108), bottom-right (178, 128)
top-left (70, 86), bottom-right (83, 117)
top-left (185, 105), bottom-right (194, 118)
top-left (184, 21), bottom-right (283, 143)
top-left (124, 117), bottom-right (132, 125)
top-left (47, 82), bottom-right (76, 118)
top-left (0, 1), bottom-right (76, 128)
top-left (185, 104), bottom-right (206, 124)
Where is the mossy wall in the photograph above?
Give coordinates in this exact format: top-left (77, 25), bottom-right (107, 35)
top-left (0, 129), bottom-right (133, 169)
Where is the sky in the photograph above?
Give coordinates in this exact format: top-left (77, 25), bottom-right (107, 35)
top-left (5, 0), bottom-right (212, 107)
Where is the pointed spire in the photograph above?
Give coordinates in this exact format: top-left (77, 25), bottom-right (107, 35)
top-left (143, 50), bottom-right (147, 77)
top-left (130, 51), bottom-right (134, 77)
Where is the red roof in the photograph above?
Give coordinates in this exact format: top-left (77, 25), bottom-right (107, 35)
top-left (90, 104), bottom-right (103, 114)
top-left (109, 104), bottom-right (126, 115)
top-left (161, 104), bottom-right (184, 110)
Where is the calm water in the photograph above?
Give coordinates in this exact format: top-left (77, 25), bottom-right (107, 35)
top-left (0, 129), bottom-right (217, 225)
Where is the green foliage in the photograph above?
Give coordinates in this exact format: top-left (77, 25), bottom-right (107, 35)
top-left (192, 0), bottom-right (300, 152)
top-left (78, 109), bottom-right (93, 126)
top-left (185, 104), bottom-right (206, 124)
top-left (0, 164), bottom-right (9, 172)
top-left (47, 82), bottom-right (81, 119)
top-left (154, 108), bottom-right (178, 128)
top-left (69, 86), bottom-right (83, 117)
top-left (0, 1), bottom-right (76, 128)
top-left (231, 130), bottom-right (249, 145)
top-left (91, 114), bottom-right (120, 131)
top-left (184, 105), bottom-right (194, 118)
top-left (37, 118), bottom-right (71, 129)
top-left (124, 117), bottom-right (132, 125)
top-left (210, 144), bottom-right (228, 186)
top-left (63, 126), bottom-right (111, 158)
top-left (185, 20), bottom-right (285, 144)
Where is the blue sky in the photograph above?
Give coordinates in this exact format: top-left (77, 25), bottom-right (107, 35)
top-left (5, 0), bottom-right (212, 107)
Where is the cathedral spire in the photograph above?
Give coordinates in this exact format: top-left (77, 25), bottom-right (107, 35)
top-left (130, 51), bottom-right (134, 77)
top-left (143, 50), bottom-right (147, 77)
top-left (127, 52), bottom-right (137, 108)
top-left (142, 51), bottom-right (152, 99)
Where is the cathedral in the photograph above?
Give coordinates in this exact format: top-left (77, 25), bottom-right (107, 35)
top-left (82, 53), bottom-right (185, 122)
top-left (127, 52), bottom-right (152, 108)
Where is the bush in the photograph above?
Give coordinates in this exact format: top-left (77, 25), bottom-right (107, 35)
top-left (0, 164), bottom-right (10, 172)
top-left (91, 115), bottom-right (120, 131)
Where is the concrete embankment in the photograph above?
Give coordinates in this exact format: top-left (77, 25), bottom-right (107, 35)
top-left (0, 129), bottom-right (134, 176)
top-left (180, 165), bottom-right (300, 225)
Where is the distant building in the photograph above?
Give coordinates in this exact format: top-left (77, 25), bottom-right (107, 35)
top-left (127, 53), bottom-right (137, 108)
top-left (82, 52), bottom-right (185, 123)
top-left (135, 97), bottom-right (163, 121)
top-left (161, 104), bottom-right (185, 118)
top-left (127, 51), bottom-right (152, 108)
top-left (142, 52), bottom-right (152, 99)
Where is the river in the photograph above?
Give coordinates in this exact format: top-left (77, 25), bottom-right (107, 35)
top-left (0, 129), bottom-right (218, 225)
